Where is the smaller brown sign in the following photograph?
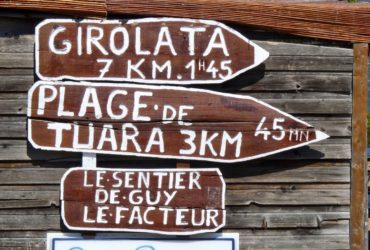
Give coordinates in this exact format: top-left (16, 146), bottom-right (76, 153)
top-left (61, 167), bottom-right (225, 235)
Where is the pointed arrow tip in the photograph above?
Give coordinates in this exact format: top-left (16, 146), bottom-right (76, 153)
top-left (253, 43), bottom-right (270, 66)
top-left (315, 130), bottom-right (330, 142)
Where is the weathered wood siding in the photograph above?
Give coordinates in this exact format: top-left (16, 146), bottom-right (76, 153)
top-left (0, 14), bottom-right (352, 249)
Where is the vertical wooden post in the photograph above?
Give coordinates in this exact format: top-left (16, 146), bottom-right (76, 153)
top-left (351, 43), bottom-right (368, 250)
top-left (82, 153), bottom-right (97, 168)
top-left (81, 152), bottom-right (97, 238)
top-left (176, 162), bottom-right (191, 169)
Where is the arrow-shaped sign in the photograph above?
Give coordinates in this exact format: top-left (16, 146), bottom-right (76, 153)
top-left (27, 81), bottom-right (329, 163)
top-left (35, 18), bottom-right (268, 84)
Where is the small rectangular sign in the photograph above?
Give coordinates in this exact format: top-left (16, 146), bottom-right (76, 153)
top-left (61, 167), bottom-right (225, 235)
top-left (47, 233), bottom-right (239, 250)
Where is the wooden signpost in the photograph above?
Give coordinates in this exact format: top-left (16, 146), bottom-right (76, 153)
top-left (61, 168), bottom-right (225, 234)
top-left (27, 17), bottom-right (331, 241)
top-left (27, 81), bottom-right (329, 163)
top-left (35, 18), bottom-right (269, 84)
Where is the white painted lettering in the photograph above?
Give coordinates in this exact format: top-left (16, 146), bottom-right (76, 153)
top-left (135, 27), bottom-right (151, 55)
top-left (96, 171), bottom-right (106, 188)
top-left (115, 206), bottom-right (129, 224)
top-left (121, 123), bottom-right (142, 152)
top-left (163, 191), bottom-right (177, 205)
top-left (112, 172), bottom-right (123, 187)
top-left (95, 189), bottom-right (108, 203)
top-left (162, 105), bottom-right (177, 124)
top-left (78, 87), bottom-right (102, 119)
top-left (180, 26), bottom-right (206, 55)
top-left (107, 90), bottom-right (128, 119)
top-left (200, 130), bottom-right (219, 156)
top-left (152, 60), bottom-right (171, 79)
top-left (175, 172), bottom-right (185, 189)
top-left (48, 26), bottom-right (71, 55)
top-left (125, 172), bottom-right (134, 188)
top-left (110, 27), bottom-right (129, 55)
top-left (179, 130), bottom-right (196, 155)
top-left (145, 128), bottom-right (164, 153)
top-left (178, 105), bottom-right (193, 126)
top-left (97, 124), bottom-right (117, 150)
top-left (175, 208), bottom-right (189, 225)
top-left (159, 207), bottom-right (173, 225)
top-left (37, 85), bottom-right (57, 115)
top-left (206, 210), bottom-right (219, 227)
top-left (83, 206), bottom-right (95, 223)
top-left (96, 206), bottom-right (108, 223)
top-left (129, 190), bottom-right (143, 205)
top-left (83, 171), bottom-right (93, 187)
top-left (220, 131), bottom-right (242, 157)
top-left (86, 26), bottom-right (108, 55)
top-left (133, 91), bottom-right (152, 121)
top-left (189, 172), bottom-right (201, 190)
top-left (203, 27), bottom-right (229, 56)
top-left (143, 207), bottom-right (155, 225)
top-left (127, 59), bottom-right (146, 79)
top-left (57, 87), bottom-right (74, 117)
top-left (73, 123), bottom-right (94, 149)
top-left (153, 27), bottom-right (177, 56)
top-left (129, 206), bottom-right (143, 225)
top-left (47, 122), bottom-right (71, 148)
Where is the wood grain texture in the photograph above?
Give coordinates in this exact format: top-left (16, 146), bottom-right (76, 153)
top-left (107, 0), bottom-right (370, 43)
top-left (0, 52), bottom-right (354, 72)
top-left (1, 92), bottom-right (351, 116)
top-left (350, 43), bottom-right (368, 250)
top-left (1, 0), bottom-right (368, 43)
top-left (0, 72), bottom-right (353, 94)
top-left (0, 206), bottom-right (349, 230)
top-left (0, 0), bottom-right (106, 17)
top-left (0, 162), bottom-right (350, 185)
top-left (0, 183), bottom-right (349, 209)
top-left (0, 138), bottom-right (350, 161)
top-left (0, 116), bottom-right (352, 139)
top-left (0, 15), bottom-right (355, 249)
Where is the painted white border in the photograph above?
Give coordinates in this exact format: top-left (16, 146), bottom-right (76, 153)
top-left (27, 81), bottom-right (329, 163)
top-left (47, 232), bottom-right (239, 250)
top-left (35, 18), bottom-right (269, 84)
top-left (60, 167), bottom-right (226, 235)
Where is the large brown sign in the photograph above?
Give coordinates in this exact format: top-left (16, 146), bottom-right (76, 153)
top-left (27, 81), bottom-right (329, 163)
top-left (35, 18), bottom-right (269, 84)
top-left (61, 168), bottom-right (225, 234)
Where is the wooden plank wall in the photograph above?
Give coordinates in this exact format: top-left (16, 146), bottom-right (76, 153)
top-left (0, 13), bottom-right (353, 249)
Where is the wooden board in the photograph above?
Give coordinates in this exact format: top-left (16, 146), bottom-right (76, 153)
top-left (107, 0), bottom-right (370, 43)
top-left (27, 81), bottom-right (329, 163)
top-left (0, 14), bottom-right (354, 249)
top-left (350, 43), bottom-right (368, 250)
top-left (35, 18), bottom-right (269, 84)
top-left (61, 167), bottom-right (225, 234)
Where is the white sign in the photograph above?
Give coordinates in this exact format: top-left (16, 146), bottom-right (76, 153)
top-left (47, 233), bottom-right (239, 250)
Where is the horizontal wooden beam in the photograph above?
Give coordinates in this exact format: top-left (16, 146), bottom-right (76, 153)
top-left (0, 1), bottom-right (370, 43)
top-left (0, 0), bottom-right (106, 17)
top-left (108, 1), bottom-right (370, 43)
